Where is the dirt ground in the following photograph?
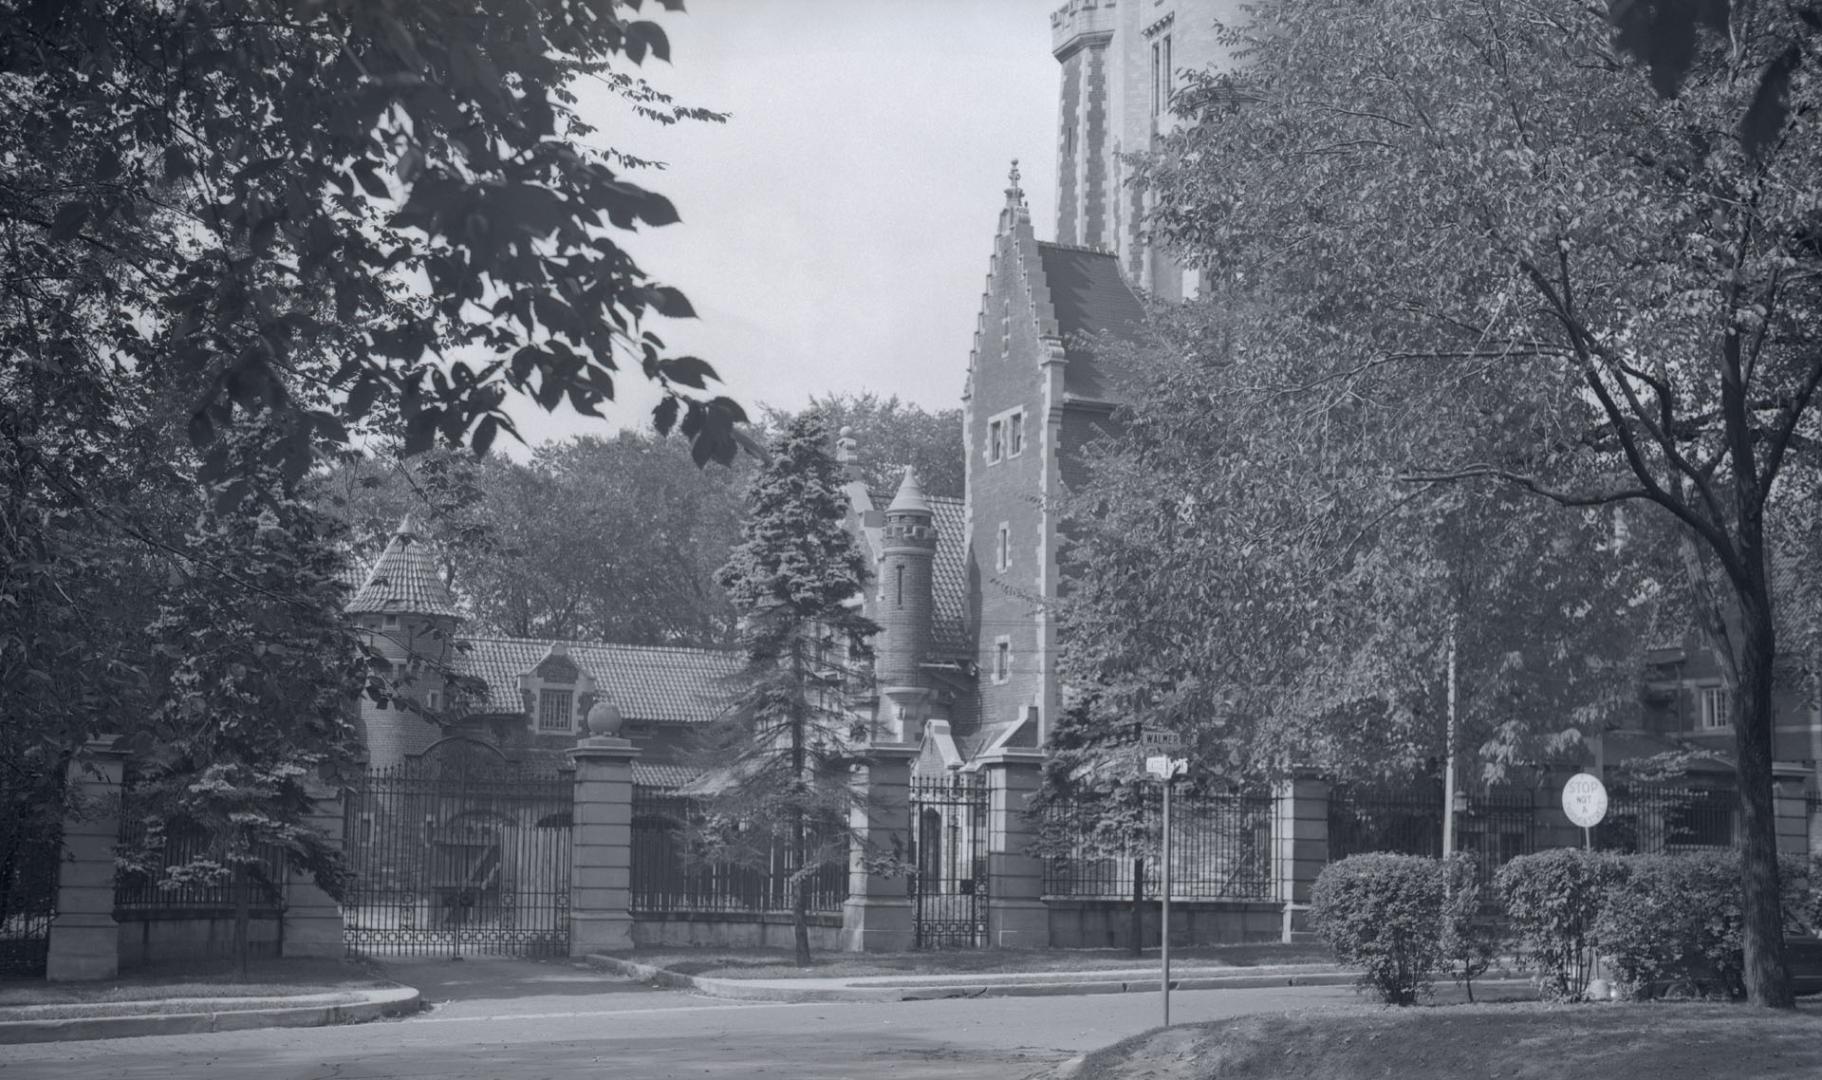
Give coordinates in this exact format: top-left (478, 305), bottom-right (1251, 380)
top-left (1068, 999), bottom-right (1822, 1080)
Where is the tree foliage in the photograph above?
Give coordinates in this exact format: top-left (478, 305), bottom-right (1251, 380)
top-left (1, 0), bottom-right (743, 498)
top-left (318, 433), bottom-right (748, 646)
top-left (690, 415), bottom-right (879, 964)
top-left (1053, 312), bottom-right (1675, 788)
top-left (778, 393), bottom-right (965, 500)
top-left (1139, 0), bottom-right (1821, 1007)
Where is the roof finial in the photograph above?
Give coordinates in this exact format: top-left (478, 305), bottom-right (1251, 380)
top-left (1006, 158), bottom-right (1023, 204)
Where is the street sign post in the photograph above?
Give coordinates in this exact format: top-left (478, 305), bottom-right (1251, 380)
top-left (1562, 772), bottom-right (1608, 849)
top-left (1138, 730), bottom-right (1188, 1027)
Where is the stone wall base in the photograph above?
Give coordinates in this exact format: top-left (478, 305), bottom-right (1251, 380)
top-left (118, 911), bottom-right (283, 970)
top-left (632, 912), bottom-right (842, 951)
top-left (1045, 899), bottom-right (1282, 951)
top-left (840, 897), bottom-right (915, 952)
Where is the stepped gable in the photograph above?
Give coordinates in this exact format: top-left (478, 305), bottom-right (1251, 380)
top-left (869, 487), bottom-right (971, 661)
top-left (1036, 241), bottom-right (1145, 402)
top-left (346, 515), bottom-right (463, 618)
top-left (456, 637), bottom-right (740, 724)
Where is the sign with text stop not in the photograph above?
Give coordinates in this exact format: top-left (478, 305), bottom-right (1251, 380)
top-left (1562, 773), bottom-right (1609, 829)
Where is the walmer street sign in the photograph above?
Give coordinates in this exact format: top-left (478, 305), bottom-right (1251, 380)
top-left (1137, 728), bottom-right (1184, 751)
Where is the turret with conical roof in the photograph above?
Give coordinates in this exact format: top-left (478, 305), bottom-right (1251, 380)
top-left (877, 468), bottom-right (937, 740)
top-left (348, 515), bottom-right (463, 767)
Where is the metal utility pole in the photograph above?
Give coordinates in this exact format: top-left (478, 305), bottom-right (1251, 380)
top-left (1442, 622), bottom-right (1458, 859)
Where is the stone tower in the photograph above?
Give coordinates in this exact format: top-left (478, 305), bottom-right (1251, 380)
top-left (346, 515), bottom-right (464, 768)
top-left (1051, 0), bottom-right (1244, 299)
top-left (876, 467), bottom-right (937, 743)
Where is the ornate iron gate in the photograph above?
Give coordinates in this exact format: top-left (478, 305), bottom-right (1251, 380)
top-left (907, 772), bottom-right (988, 949)
top-left (342, 743), bottom-right (572, 958)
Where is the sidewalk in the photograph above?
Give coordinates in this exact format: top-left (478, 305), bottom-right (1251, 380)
top-left (586, 953), bottom-right (1373, 1002)
top-left (0, 957), bottom-right (421, 1045)
top-left (0, 984), bottom-right (419, 1045)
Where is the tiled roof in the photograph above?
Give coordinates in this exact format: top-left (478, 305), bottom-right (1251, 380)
top-left (928, 495), bottom-right (970, 659)
top-left (347, 517), bottom-right (463, 618)
top-left (870, 489), bottom-right (970, 660)
top-left (632, 763), bottom-right (704, 790)
top-left (1036, 242), bottom-right (1144, 402)
top-left (454, 637), bottom-right (741, 724)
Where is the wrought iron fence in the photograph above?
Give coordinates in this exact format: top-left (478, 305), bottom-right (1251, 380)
top-left (1593, 785), bottom-right (1737, 853)
top-left (631, 788), bottom-right (849, 916)
top-left (114, 814), bottom-right (288, 914)
top-left (0, 832), bottom-right (59, 978)
top-left (1328, 782), bottom-right (1542, 886)
top-left (1039, 789), bottom-right (1274, 901)
top-left (341, 754), bottom-right (573, 958)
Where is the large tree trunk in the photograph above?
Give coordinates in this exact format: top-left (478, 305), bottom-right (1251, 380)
top-left (1734, 583), bottom-right (1793, 1007)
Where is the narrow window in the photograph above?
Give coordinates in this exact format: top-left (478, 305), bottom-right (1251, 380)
top-left (895, 563), bottom-right (905, 608)
top-left (1151, 41), bottom-right (1162, 117)
top-left (989, 419), bottom-right (1004, 463)
top-left (995, 640), bottom-right (1011, 683)
top-left (996, 523), bottom-right (1010, 571)
top-left (1009, 412), bottom-right (1024, 457)
top-left (1698, 686), bottom-right (1729, 730)
top-left (537, 688), bottom-right (574, 732)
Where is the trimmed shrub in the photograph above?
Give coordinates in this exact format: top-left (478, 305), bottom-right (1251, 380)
top-left (1494, 848), bottom-right (1625, 1002)
top-left (1439, 853), bottom-right (1499, 1000)
top-left (1595, 851), bottom-right (1819, 1000)
top-left (1310, 854), bottom-right (1445, 1005)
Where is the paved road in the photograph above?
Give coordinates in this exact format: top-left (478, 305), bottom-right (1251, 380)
top-left (0, 957), bottom-right (1359, 1080)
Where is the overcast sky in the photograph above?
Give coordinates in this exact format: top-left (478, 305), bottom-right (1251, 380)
top-left (499, 0), bottom-right (1063, 450)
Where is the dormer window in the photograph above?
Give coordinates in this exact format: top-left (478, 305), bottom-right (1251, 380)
top-left (538, 688), bottom-right (574, 732)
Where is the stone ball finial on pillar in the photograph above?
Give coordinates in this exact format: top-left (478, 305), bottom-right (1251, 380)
top-left (586, 694), bottom-right (624, 737)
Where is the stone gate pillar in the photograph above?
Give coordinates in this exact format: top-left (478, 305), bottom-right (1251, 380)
top-left (842, 742), bottom-right (917, 952)
top-left (979, 748), bottom-right (1048, 949)
top-left (567, 715), bottom-right (640, 956)
top-left (47, 739), bottom-right (128, 981)
top-left (282, 783), bottom-right (347, 958)
top-left (1272, 776), bottom-right (1330, 943)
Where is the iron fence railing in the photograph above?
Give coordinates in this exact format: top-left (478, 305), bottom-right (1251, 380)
top-left (0, 832), bottom-right (59, 978)
top-left (1039, 789), bottom-right (1275, 901)
top-left (114, 814), bottom-right (289, 913)
top-left (631, 788), bottom-right (849, 916)
top-left (1592, 785), bottom-right (1737, 854)
top-left (1328, 782), bottom-right (1542, 886)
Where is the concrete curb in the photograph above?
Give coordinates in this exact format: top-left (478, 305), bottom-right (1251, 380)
top-left (585, 954), bottom-right (1387, 1003)
top-left (0, 985), bottom-right (421, 1045)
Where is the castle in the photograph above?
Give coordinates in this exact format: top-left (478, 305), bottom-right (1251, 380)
top-left (347, 0), bottom-right (1822, 792)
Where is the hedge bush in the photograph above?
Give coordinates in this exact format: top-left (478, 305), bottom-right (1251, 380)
top-left (1439, 853), bottom-right (1499, 1000)
top-left (1310, 854), bottom-right (1446, 1005)
top-left (1494, 848), bottom-right (1625, 1002)
top-left (1594, 851), bottom-right (1818, 1000)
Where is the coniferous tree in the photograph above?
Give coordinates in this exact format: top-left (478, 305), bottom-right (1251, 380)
top-left (692, 415), bottom-right (878, 965)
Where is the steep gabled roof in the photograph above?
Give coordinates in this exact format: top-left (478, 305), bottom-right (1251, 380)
top-left (1036, 241), bottom-right (1145, 402)
top-left (455, 637), bottom-right (740, 724)
top-left (347, 516), bottom-right (463, 618)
